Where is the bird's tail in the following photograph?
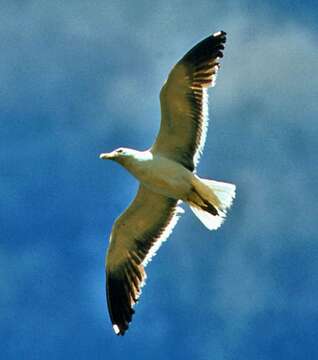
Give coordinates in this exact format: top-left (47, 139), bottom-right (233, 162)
top-left (188, 176), bottom-right (236, 230)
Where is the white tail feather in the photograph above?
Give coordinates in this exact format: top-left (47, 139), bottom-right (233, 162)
top-left (190, 205), bottom-right (225, 230)
top-left (189, 177), bottom-right (236, 230)
top-left (202, 179), bottom-right (236, 211)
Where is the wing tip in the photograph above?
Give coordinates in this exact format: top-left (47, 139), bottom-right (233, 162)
top-left (213, 30), bottom-right (227, 39)
top-left (113, 324), bottom-right (121, 335)
top-left (106, 268), bottom-right (136, 336)
top-left (212, 31), bottom-right (227, 50)
top-left (181, 30), bottom-right (227, 67)
top-left (113, 323), bottom-right (127, 336)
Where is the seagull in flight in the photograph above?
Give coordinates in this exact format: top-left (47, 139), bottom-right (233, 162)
top-left (100, 31), bottom-right (235, 335)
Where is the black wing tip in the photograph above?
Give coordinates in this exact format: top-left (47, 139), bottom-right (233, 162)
top-left (112, 323), bottom-right (128, 336)
top-left (213, 30), bottom-right (227, 38)
top-left (110, 313), bottom-right (133, 336)
top-left (181, 30), bottom-right (227, 66)
top-left (106, 271), bottom-right (135, 336)
top-left (211, 30), bottom-right (227, 47)
top-left (212, 30), bottom-right (227, 44)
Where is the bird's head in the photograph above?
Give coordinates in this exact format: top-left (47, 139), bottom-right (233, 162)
top-left (99, 147), bottom-right (135, 163)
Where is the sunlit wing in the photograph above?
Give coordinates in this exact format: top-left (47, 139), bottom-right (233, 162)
top-left (106, 185), bottom-right (183, 335)
top-left (152, 31), bottom-right (226, 171)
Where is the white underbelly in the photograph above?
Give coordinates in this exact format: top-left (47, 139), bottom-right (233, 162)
top-left (133, 157), bottom-right (193, 200)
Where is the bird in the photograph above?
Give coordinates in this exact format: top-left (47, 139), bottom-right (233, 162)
top-left (99, 31), bottom-right (235, 336)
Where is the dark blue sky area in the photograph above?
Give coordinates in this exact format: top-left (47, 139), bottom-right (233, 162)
top-left (1, 1), bottom-right (318, 359)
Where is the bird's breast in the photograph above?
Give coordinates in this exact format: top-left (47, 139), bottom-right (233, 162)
top-left (129, 156), bottom-right (193, 200)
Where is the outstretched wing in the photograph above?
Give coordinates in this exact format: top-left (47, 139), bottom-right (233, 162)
top-left (106, 186), bottom-right (183, 335)
top-left (152, 31), bottom-right (226, 171)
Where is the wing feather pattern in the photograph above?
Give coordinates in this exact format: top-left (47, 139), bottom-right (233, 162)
top-left (106, 186), bottom-right (183, 335)
top-left (152, 31), bottom-right (227, 171)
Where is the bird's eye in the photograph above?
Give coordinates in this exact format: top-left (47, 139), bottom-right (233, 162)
top-left (117, 149), bottom-right (123, 154)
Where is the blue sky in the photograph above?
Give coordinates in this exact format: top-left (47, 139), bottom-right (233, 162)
top-left (1, 1), bottom-right (318, 359)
